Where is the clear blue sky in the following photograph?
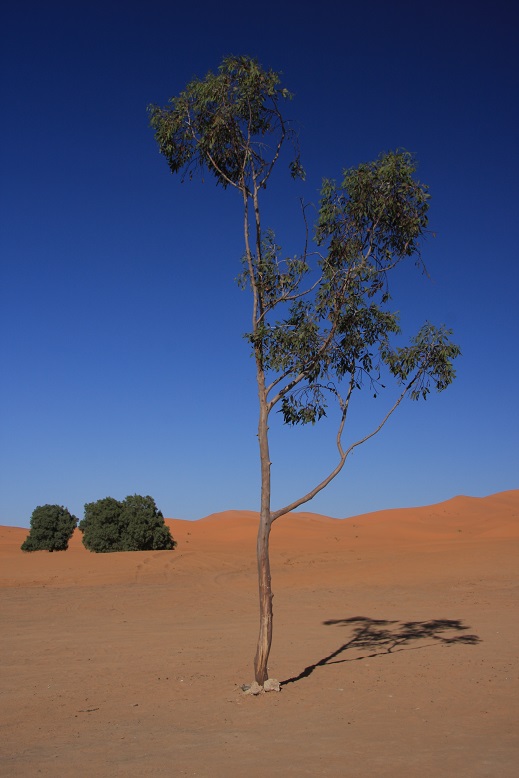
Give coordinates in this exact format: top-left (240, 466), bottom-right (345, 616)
top-left (1, 0), bottom-right (518, 527)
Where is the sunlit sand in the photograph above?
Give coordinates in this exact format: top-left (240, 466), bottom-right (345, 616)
top-left (1, 491), bottom-right (517, 776)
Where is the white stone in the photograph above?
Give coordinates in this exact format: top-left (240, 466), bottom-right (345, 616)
top-left (243, 682), bottom-right (263, 695)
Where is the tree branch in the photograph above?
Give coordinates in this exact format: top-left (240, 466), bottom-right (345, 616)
top-left (270, 371), bottom-right (421, 521)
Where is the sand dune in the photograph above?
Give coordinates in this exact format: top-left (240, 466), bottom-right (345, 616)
top-left (1, 491), bottom-right (518, 776)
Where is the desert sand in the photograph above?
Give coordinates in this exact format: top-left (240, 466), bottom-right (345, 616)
top-left (1, 490), bottom-right (518, 777)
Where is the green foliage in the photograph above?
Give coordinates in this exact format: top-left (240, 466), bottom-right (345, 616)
top-left (238, 150), bottom-right (459, 426)
top-left (382, 322), bottom-right (461, 400)
top-left (21, 505), bottom-right (78, 552)
top-left (149, 55), bottom-right (303, 191)
top-left (79, 495), bottom-right (176, 553)
top-left (79, 497), bottom-right (125, 553)
top-left (317, 151), bottom-right (430, 266)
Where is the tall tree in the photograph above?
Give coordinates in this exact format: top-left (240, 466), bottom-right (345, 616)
top-left (149, 56), bottom-right (460, 686)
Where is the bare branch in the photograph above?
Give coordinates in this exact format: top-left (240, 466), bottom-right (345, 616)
top-left (242, 192), bottom-right (259, 332)
top-left (258, 98), bottom-right (286, 188)
top-left (258, 201), bottom-right (322, 321)
top-left (270, 371), bottom-right (421, 521)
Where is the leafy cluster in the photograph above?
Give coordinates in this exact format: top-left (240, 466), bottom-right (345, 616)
top-left (242, 150), bottom-right (460, 425)
top-left (149, 55), bottom-right (302, 191)
top-left (79, 494), bottom-right (176, 553)
top-left (317, 151), bottom-right (430, 269)
top-left (21, 504), bottom-right (78, 552)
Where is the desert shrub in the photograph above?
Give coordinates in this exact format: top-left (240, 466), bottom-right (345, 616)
top-left (21, 504), bottom-right (78, 552)
top-left (78, 496), bottom-right (125, 553)
top-left (79, 494), bottom-right (176, 552)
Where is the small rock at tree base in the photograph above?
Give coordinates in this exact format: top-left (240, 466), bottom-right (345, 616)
top-left (243, 682), bottom-right (263, 695)
top-left (263, 678), bottom-right (280, 692)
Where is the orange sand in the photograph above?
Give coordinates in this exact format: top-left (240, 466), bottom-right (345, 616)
top-left (1, 491), bottom-right (518, 776)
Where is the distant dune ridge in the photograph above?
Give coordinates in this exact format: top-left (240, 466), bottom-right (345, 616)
top-left (1, 490), bottom-right (517, 588)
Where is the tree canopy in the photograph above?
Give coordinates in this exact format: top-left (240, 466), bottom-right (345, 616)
top-left (149, 55), bottom-right (303, 191)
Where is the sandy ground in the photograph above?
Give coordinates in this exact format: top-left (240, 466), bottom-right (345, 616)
top-left (1, 490), bottom-right (518, 777)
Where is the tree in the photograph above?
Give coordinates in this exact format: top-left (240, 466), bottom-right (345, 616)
top-left (119, 494), bottom-right (176, 551)
top-left (79, 496), bottom-right (125, 553)
top-left (149, 55), bottom-right (460, 686)
top-left (21, 504), bottom-right (77, 552)
top-left (79, 495), bottom-right (176, 552)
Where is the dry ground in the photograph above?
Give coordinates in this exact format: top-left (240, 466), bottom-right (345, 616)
top-left (1, 491), bottom-right (518, 776)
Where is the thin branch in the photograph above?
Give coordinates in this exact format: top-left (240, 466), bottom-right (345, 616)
top-left (242, 192), bottom-right (259, 332)
top-left (258, 98), bottom-right (286, 189)
top-left (258, 270), bottom-right (323, 327)
top-left (267, 365), bottom-right (311, 410)
top-left (257, 202), bottom-right (321, 324)
top-left (266, 311), bottom-right (341, 409)
top-left (270, 371), bottom-right (421, 521)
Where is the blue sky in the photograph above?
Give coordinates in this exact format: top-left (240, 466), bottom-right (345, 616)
top-left (1, 0), bottom-right (518, 527)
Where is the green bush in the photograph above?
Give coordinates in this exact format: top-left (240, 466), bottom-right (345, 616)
top-left (21, 505), bottom-right (78, 552)
top-left (79, 494), bottom-right (176, 553)
top-left (78, 496), bottom-right (124, 553)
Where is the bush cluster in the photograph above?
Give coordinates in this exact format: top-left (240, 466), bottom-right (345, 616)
top-left (21, 505), bottom-right (78, 552)
top-left (20, 495), bottom-right (175, 553)
top-left (79, 494), bottom-right (176, 553)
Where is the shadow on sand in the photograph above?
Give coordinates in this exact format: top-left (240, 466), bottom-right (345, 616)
top-left (281, 616), bottom-right (481, 686)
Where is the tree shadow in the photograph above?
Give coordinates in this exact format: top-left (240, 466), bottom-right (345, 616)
top-left (281, 616), bottom-right (481, 686)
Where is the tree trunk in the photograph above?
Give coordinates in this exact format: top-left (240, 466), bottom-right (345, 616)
top-left (254, 364), bottom-right (273, 686)
top-left (250, 174), bottom-right (275, 687)
top-left (254, 511), bottom-right (273, 684)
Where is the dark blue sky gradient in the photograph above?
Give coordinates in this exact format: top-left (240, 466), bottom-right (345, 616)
top-left (1, 1), bottom-right (518, 525)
